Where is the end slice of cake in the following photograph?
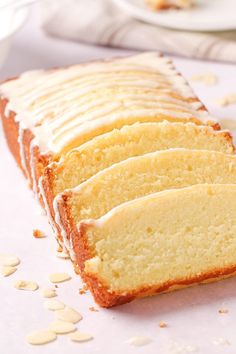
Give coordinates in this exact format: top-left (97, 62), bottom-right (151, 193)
top-left (77, 184), bottom-right (236, 307)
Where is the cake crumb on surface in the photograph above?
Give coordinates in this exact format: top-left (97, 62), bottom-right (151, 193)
top-left (14, 280), bottom-right (38, 291)
top-left (33, 229), bottom-right (46, 238)
top-left (79, 284), bottom-right (88, 295)
top-left (89, 306), bottom-right (99, 312)
top-left (159, 321), bottom-right (167, 328)
top-left (218, 308), bottom-right (228, 314)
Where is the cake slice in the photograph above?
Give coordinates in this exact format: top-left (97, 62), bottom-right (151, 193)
top-left (40, 121), bottom-right (233, 239)
top-left (0, 53), bottom-right (218, 196)
top-left (76, 184), bottom-right (236, 307)
top-left (54, 149), bottom-right (236, 258)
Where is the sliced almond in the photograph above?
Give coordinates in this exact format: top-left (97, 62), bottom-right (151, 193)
top-left (56, 307), bottom-right (82, 323)
top-left (41, 288), bottom-right (57, 298)
top-left (56, 251), bottom-right (70, 259)
top-left (14, 280), bottom-right (38, 291)
top-left (1, 265), bottom-right (17, 277)
top-left (69, 331), bottom-right (93, 342)
top-left (49, 273), bottom-right (71, 283)
top-left (0, 253), bottom-right (20, 267)
top-left (49, 320), bottom-right (75, 334)
top-left (127, 336), bottom-right (152, 346)
top-left (26, 330), bottom-right (57, 345)
top-left (44, 299), bottom-right (65, 311)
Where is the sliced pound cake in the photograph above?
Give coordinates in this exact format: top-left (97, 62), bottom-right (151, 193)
top-left (77, 184), bottom-right (236, 307)
top-left (54, 149), bottom-right (236, 259)
top-left (40, 121), bottom-right (233, 238)
top-left (0, 53), bottom-right (218, 194)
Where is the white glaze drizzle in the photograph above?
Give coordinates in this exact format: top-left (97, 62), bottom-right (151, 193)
top-left (17, 124), bottom-right (29, 177)
top-left (52, 194), bottom-right (76, 260)
top-left (0, 53), bottom-right (214, 156)
top-left (38, 177), bottom-right (67, 253)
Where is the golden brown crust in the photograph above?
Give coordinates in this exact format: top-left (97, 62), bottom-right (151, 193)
top-left (0, 98), bottom-right (25, 175)
top-left (55, 196), bottom-right (236, 308)
top-left (1, 60), bottom-right (233, 308)
top-left (0, 96), bottom-right (52, 204)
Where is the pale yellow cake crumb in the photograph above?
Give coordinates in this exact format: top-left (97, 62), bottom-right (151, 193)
top-left (159, 321), bottom-right (167, 328)
top-left (33, 229), bottom-right (46, 238)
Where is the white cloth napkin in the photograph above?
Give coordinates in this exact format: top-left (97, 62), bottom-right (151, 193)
top-left (42, 0), bottom-right (236, 63)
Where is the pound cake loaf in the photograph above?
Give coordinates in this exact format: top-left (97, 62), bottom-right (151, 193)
top-left (54, 149), bottom-right (236, 260)
top-left (78, 184), bottom-right (236, 307)
top-left (1, 52), bottom-right (236, 308)
top-left (0, 52), bottom-right (218, 195)
top-left (40, 121), bottom-right (234, 241)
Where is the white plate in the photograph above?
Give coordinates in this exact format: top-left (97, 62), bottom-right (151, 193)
top-left (0, 7), bottom-right (29, 69)
top-left (113, 0), bottom-right (236, 32)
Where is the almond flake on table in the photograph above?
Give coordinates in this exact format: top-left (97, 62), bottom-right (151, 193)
top-left (26, 330), bottom-right (57, 345)
top-left (0, 253), bottom-right (20, 266)
top-left (14, 280), bottom-right (38, 291)
top-left (216, 94), bottom-right (236, 107)
top-left (41, 288), bottom-right (57, 298)
top-left (49, 320), bottom-right (75, 334)
top-left (56, 306), bottom-right (82, 323)
top-left (127, 336), bottom-right (152, 346)
top-left (212, 337), bottom-right (231, 346)
top-left (44, 299), bottom-right (65, 311)
top-left (49, 272), bottom-right (71, 283)
top-left (189, 73), bottom-right (217, 86)
top-left (56, 251), bottom-right (70, 259)
top-left (69, 331), bottom-right (93, 342)
top-left (1, 265), bottom-right (17, 277)
top-left (33, 229), bottom-right (46, 238)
